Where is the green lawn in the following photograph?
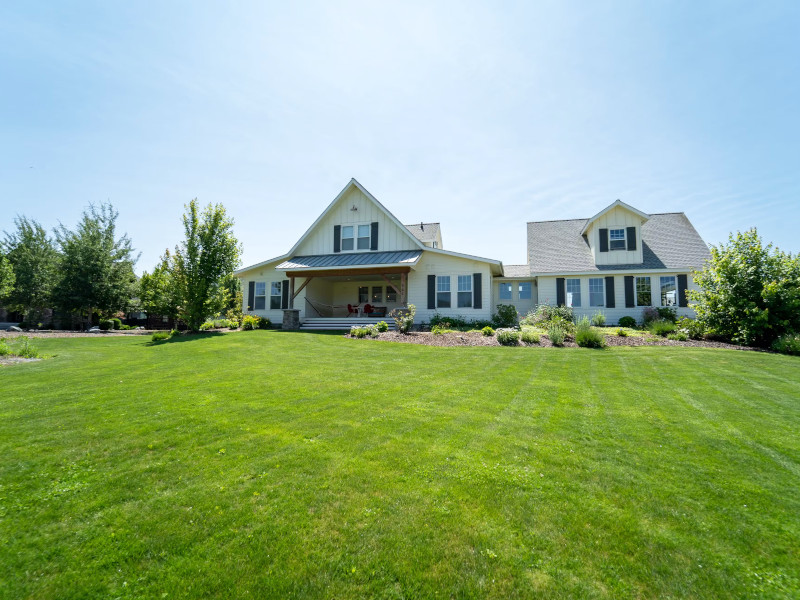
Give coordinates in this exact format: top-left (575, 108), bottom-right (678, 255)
top-left (2, 332), bottom-right (799, 599)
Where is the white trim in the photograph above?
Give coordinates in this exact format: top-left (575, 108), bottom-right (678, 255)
top-left (634, 275), bottom-right (652, 307)
top-left (532, 267), bottom-right (698, 276)
top-left (579, 199), bottom-right (650, 236)
top-left (235, 255), bottom-right (289, 275)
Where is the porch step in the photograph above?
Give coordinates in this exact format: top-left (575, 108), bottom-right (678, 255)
top-left (300, 317), bottom-right (395, 331)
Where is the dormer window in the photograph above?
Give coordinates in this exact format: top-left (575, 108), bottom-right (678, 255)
top-left (609, 228), bottom-right (626, 250)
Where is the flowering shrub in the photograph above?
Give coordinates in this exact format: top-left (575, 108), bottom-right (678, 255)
top-left (242, 315), bottom-right (261, 330)
top-left (390, 304), bottom-right (416, 334)
top-left (547, 323), bottom-right (566, 347)
top-left (521, 304), bottom-right (574, 327)
top-left (375, 321), bottom-right (389, 332)
top-left (590, 312), bottom-right (606, 327)
top-left (520, 329), bottom-right (539, 344)
top-left (496, 328), bottom-right (520, 346)
top-left (481, 326), bottom-right (495, 337)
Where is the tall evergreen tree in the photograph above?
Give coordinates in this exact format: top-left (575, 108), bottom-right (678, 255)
top-left (53, 203), bottom-right (139, 328)
top-left (2, 217), bottom-right (59, 322)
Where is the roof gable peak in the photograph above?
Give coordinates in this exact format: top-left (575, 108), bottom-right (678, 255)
top-left (579, 199), bottom-right (650, 235)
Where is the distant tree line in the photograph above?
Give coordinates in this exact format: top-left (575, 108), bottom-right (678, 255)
top-left (0, 200), bottom-right (241, 331)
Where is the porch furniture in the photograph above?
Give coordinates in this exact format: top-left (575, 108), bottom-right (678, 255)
top-left (363, 304), bottom-right (374, 316)
top-left (347, 304), bottom-right (359, 317)
top-left (371, 306), bottom-right (387, 317)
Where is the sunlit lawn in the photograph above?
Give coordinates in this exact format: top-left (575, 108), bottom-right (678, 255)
top-left (1, 332), bottom-right (799, 599)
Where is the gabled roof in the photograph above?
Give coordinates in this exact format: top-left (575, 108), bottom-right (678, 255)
top-left (288, 178), bottom-right (425, 255)
top-left (277, 251), bottom-right (421, 270)
top-left (405, 222), bottom-right (440, 243)
top-left (579, 199), bottom-right (650, 235)
top-left (528, 213), bottom-right (710, 274)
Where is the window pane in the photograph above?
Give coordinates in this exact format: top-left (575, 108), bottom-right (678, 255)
top-left (255, 297), bottom-right (266, 310)
top-left (610, 228), bottom-right (626, 250)
top-left (437, 276), bottom-right (450, 292)
top-left (437, 292), bottom-right (451, 308)
top-left (518, 282), bottom-right (531, 300)
top-left (255, 282), bottom-right (266, 296)
top-left (499, 283), bottom-right (511, 299)
top-left (636, 277), bottom-right (651, 306)
top-left (458, 275), bottom-right (471, 292)
top-left (270, 296), bottom-right (281, 309)
top-left (358, 286), bottom-right (368, 304)
top-left (372, 286), bottom-right (382, 302)
top-left (342, 225), bottom-right (354, 251)
top-left (270, 281), bottom-right (282, 309)
top-left (358, 224), bottom-right (370, 237)
top-left (386, 286), bottom-right (397, 302)
top-left (660, 276), bottom-right (677, 306)
top-left (589, 278), bottom-right (604, 307)
top-left (457, 291), bottom-right (472, 308)
top-left (567, 279), bottom-right (581, 307)
top-left (342, 226), bottom-right (353, 238)
top-left (342, 238), bottom-right (354, 251)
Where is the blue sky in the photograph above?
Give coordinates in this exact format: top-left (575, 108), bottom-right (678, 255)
top-left (1, 1), bottom-right (798, 273)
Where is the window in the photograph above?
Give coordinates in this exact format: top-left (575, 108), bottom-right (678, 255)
top-left (457, 275), bottom-right (472, 308)
top-left (609, 228), bottom-right (626, 250)
top-left (518, 281), bottom-right (532, 300)
top-left (341, 226), bottom-right (354, 251)
top-left (635, 276), bottom-right (651, 306)
top-left (437, 276), bottom-right (451, 308)
top-left (589, 278), bottom-right (604, 307)
top-left (432, 241), bottom-right (438, 248)
top-left (357, 225), bottom-right (371, 250)
top-left (372, 286), bottom-right (382, 303)
top-left (566, 279), bottom-right (581, 307)
top-left (358, 286), bottom-right (368, 304)
top-left (386, 285), bottom-right (397, 303)
top-left (254, 282), bottom-right (266, 310)
top-left (660, 276), bottom-right (677, 306)
top-left (270, 282), bottom-right (282, 309)
top-left (498, 282), bottom-right (512, 300)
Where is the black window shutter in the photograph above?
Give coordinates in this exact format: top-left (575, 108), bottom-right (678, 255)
top-left (627, 227), bottom-right (637, 251)
top-left (473, 273), bottom-right (482, 309)
top-left (599, 228), bottom-right (609, 253)
top-left (333, 225), bottom-right (341, 253)
top-left (605, 276), bottom-right (615, 308)
top-left (678, 274), bottom-right (689, 307)
top-left (281, 281), bottom-right (289, 309)
top-left (556, 278), bottom-right (565, 306)
top-left (370, 222), bottom-right (379, 251)
top-left (247, 281), bottom-right (255, 311)
top-left (427, 275), bottom-right (436, 309)
top-left (624, 276), bottom-right (634, 308)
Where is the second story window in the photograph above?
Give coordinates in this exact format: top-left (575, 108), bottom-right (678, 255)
top-left (609, 228), bottom-right (626, 250)
top-left (341, 226), bottom-right (355, 251)
top-left (341, 224), bottom-right (372, 251)
top-left (357, 224), bottom-right (370, 250)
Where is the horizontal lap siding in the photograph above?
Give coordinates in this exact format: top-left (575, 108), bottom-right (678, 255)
top-left (237, 263), bottom-right (300, 323)
top-left (537, 274), bottom-right (700, 325)
top-left (491, 279), bottom-right (538, 319)
top-left (409, 252), bottom-right (494, 323)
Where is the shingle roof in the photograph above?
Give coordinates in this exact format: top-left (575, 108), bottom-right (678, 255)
top-left (405, 222), bottom-right (440, 243)
top-left (502, 264), bottom-right (531, 278)
top-left (527, 213), bottom-right (710, 273)
top-left (277, 250), bottom-right (422, 270)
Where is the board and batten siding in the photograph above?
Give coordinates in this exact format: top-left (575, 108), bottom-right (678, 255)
top-left (537, 273), bottom-right (700, 324)
top-left (491, 279), bottom-right (538, 319)
top-left (294, 186), bottom-right (419, 256)
top-left (408, 251), bottom-right (494, 323)
top-left (588, 206), bottom-right (645, 266)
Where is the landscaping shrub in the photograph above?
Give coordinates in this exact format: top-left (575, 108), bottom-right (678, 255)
top-left (13, 337), bottom-right (40, 358)
top-left (349, 324), bottom-right (379, 339)
top-left (649, 320), bottom-right (677, 337)
top-left (481, 326), bottom-right (495, 337)
top-left (431, 324), bottom-right (451, 335)
top-left (257, 317), bottom-right (270, 330)
top-left (111, 317), bottom-right (122, 330)
top-left (668, 331), bottom-right (689, 341)
top-left (772, 333), bottom-right (800, 355)
top-left (618, 316), bottom-right (637, 328)
top-left (547, 323), bottom-right (566, 347)
top-left (228, 320), bottom-right (239, 329)
top-left (590, 312), bottom-right (606, 327)
top-left (99, 319), bottom-right (114, 331)
top-left (151, 331), bottom-right (171, 342)
top-left (520, 329), bottom-right (539, 344)
top-left (200, 321), bottom-right (213, 331)
top-left (676, 316), bottom-right (705, 339)
top-left (241, 315), bottom-right (261, 330)
top-left (390, 304), bottom-right (415, 334)
top-left (492, 304), bottom-right (519, 328)
top-left (575, 316), bottom-right (605, 348)
top-left (641, 307), bottom-right (660, 326)
top-left (657, 307), bottom-right (678, 323)
top-left (0, 340), bottom-right (11, 356)
top-left (376, 321), bottom-right (389, 333)
top-left (617, 328), bottom-right (627, 337)
top-left (495, 328), bottom-right (519, 346)
top-left (521, 304), bottom-right (574, 327)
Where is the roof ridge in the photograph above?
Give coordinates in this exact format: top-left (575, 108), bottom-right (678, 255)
top-left (527, 217), bottom-right (589, 224)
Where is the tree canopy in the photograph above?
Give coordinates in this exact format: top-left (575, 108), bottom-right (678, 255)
top-left (689, 228), bottom-right (800, 346)
top-left (53, 203), bottom-right (139, 325)
top-left (2, 216), bottom-right (59, 320)
top-left (0, 253), bottom-right (14, 299)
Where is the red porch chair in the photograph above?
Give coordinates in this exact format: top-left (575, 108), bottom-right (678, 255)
top-left (347, 304), bottom-right (358, 317)
top-left (363, 304), bottom-right (374, 316)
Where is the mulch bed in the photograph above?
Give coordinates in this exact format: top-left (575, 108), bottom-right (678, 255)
top-left (0, 330), bottom-right (156, 339)
top-left (349, 330), bottom-right (757, 351)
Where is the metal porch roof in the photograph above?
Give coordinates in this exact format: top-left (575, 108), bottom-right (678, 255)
top-left (277, 250), bottom-right (422, 270)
